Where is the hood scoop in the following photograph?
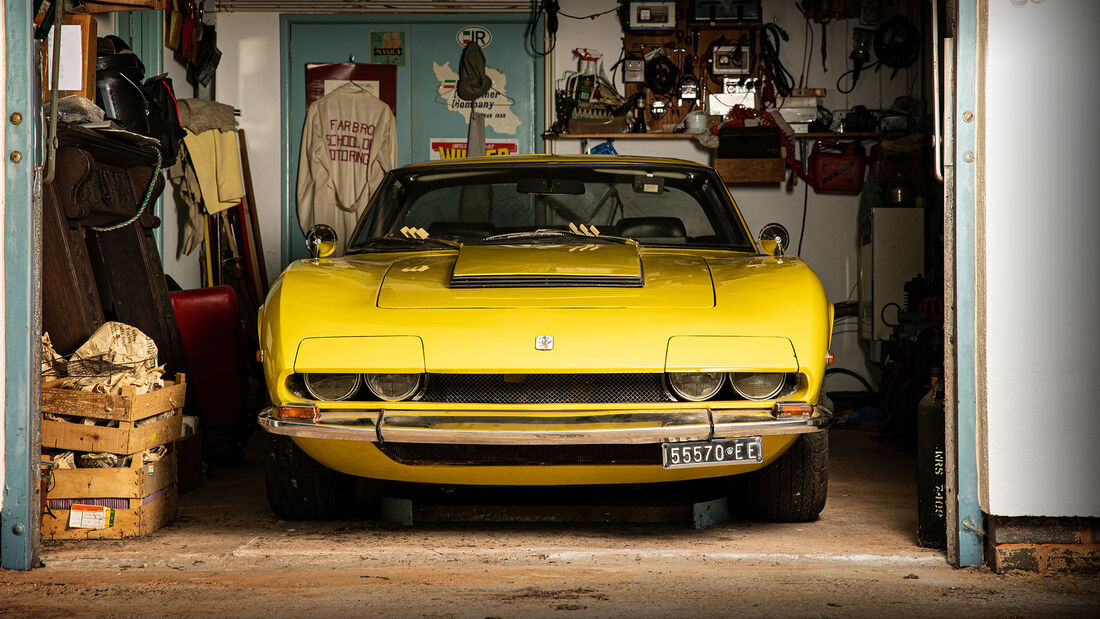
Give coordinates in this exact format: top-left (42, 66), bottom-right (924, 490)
top-left (449, 243), bottom-right (644, 288)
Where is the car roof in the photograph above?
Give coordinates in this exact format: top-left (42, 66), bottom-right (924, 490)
top-left (397, 154), bottom-right (713, 172)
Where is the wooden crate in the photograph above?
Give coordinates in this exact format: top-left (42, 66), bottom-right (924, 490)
top-left (42, 373), bottom-right (186, 424)
top-left (42, 408), bottom-right (182, 454)
top-left (41, 374), bottom-right (186, 454)
top-left (42, 449), bottom-right (177, 540)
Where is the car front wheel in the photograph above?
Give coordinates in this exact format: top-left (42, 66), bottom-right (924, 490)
top-left (741, 431), bottom-right (828, 522)
top-left (264, 434), bottom-right (356, 520)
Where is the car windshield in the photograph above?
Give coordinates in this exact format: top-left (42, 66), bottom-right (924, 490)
top-left (347, 161), bottom-right (755, 252)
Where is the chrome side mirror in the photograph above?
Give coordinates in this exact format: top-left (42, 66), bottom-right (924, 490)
top-left (758, 223), bottom-right (789, 257)
top-left (306, 224), bottom-right (338, 259)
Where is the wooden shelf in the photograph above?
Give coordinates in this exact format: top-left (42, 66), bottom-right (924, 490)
top-left (792, 132), bottom-right (881, 139)
top-left (543, 133), bottom-right (699, 139)
top-left (545, 132), bottom-right (881, 140)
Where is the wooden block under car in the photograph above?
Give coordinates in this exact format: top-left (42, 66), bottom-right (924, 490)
top-left (41, 374), bottom-right (186, 454)
top-left (41, 448), bottom-right (178, 540)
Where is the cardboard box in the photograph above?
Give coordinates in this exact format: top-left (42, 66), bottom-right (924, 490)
top-left (38, 13), bottom-right (97, 103)
top-left (42, 448), bottom-right (178, 540)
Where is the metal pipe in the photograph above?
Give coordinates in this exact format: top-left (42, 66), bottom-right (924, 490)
top-left (43, 0), bottom-right (63, 184)
top-left (932, 0), bottom-right (943, 183)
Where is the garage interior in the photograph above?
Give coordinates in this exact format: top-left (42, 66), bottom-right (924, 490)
top-left (2, 0), bottom-right (1098, 614)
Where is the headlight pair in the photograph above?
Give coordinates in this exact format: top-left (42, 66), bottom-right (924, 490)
top-left (667, 372), bottom-right (787, 402)
top-left (301, 373), bottom-right (422, 402)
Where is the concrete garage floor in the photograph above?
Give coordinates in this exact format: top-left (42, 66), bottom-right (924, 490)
top-left (2, 429), bottom-right (1097, 617)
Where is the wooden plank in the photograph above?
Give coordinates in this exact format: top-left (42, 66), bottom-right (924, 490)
top-left (40, 487), bottom-right (177, 540)
top-left (83, 0), bottom-right (168, 14)
top-left (42, 409), bottom-right (182, 454)
top-left (42, 375), bottom-right (186, 422)
top-left (48, 450), bottom-right (177, 500)
top-left (238, 129), bottom-right (270, 295)
top-left (713, 158), bottom-right (786, 183)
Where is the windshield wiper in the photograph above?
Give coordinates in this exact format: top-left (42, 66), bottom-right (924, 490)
top-left (480, 228), bottom-right (634, 245)
top-left (351, 234), bottom-right (462, 251)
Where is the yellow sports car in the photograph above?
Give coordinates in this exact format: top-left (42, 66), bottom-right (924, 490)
top-left (258, 155), bottom-right (833, 522)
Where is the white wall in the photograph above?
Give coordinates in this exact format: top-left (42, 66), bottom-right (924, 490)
top-left (979, 0), bottom-right (1100, 517)
top-left (203, 12), bottom-right (283, 288)
top-left (160, 43), bottom-right (204, 290)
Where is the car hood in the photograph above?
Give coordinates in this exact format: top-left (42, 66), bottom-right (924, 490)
top-left (377, 243), bottom-right (715, 309)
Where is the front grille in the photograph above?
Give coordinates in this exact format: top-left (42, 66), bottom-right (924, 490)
top-left (449, 274), bottom-right (644, 288)
top-left (378, 442), bottom-right (661, 466)
top-left (420, 373), bottom-right (675, 404)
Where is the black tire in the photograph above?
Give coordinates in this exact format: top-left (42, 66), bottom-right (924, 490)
top-left (265, 434), bottom-right (355, 520)
top-left (742, 431), bottom-right (828, 522)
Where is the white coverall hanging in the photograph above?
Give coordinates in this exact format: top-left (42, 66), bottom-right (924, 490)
top-left (296, 83), bottom-right (397, 254)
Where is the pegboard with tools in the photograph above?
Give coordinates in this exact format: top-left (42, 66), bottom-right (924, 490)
top-left (617, 0), bottom-right (764, 132)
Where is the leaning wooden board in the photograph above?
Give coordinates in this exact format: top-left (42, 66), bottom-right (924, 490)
top-left (41, 373), bottom-right (186, 423)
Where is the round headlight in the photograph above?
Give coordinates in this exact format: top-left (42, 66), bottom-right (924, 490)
top-left (730, 372), bottom-right (785, 400)
top-left (303, 373), bottom-right (361, 401)
top-left (667, 372), bottom-right (725, 401)
top-left (364, 373), bottom-right (423, 401)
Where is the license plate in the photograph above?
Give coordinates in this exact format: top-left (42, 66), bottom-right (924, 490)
top-left (661, 437), bottom-right (763, 469)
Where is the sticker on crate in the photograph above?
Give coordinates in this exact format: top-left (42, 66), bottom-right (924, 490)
top-left (67, 504), bottom-right (116, 529)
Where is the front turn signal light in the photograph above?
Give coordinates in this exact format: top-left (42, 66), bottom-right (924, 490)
top-left (277, 403), bottom-right (320, 423)
top-left (773, 402), bottom-right (814, 418)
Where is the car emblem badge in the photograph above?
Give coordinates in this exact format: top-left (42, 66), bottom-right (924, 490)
top-left (535, 335), bottom-right (554, 351)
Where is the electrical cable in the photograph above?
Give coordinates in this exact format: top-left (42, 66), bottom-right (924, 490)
top-left (644, 52), bottom-right (678, 95)
top-left (558, 4), bottom-right (621, 20)
top-left (825, 367), bottom-right (875, 392)
top-left (797, 161), bottom-right (809, 256)
top-left (525, 0), bottom-right (558, 57)
top-left (874, 15), bottom-right (921, 73)
top-left (836, 59), bottom-right (879, 94)
top-left (881, 301), bottom-right (902, 328)
top-left (759, 23), bottom-right (795, 104)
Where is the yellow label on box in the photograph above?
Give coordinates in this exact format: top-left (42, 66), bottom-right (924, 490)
top-left (68, 504), bottom-right (115, 529)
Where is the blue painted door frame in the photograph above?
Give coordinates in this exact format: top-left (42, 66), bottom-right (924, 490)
top-left (952, 0), bottom-right (983, 568)
top-left (2, 0), bottom-right (40, 571)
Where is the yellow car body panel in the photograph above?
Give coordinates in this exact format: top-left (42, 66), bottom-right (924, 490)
top-left (452, 243), bottom-right (643, 278)
top-left (259, 155), bottom-right (832, 487)
top-left (295, 336), bottom-right (425, 374)
top-left (665, 336), bottom-right (799, 373)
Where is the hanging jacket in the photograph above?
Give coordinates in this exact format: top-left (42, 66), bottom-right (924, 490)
top-left (296, 83), bottom-right (397, 254)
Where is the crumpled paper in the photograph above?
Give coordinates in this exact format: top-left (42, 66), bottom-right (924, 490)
top-left (41, 333), bottom-right (66, 379)
top-left (61, 322), bottom-right (164, 395)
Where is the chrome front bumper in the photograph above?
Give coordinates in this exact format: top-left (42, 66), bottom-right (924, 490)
top-left (257, 405), bottom-right (832, 445)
